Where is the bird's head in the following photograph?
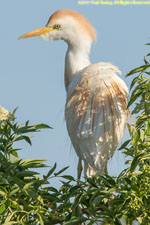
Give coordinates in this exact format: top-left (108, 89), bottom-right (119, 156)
top-left (19, 9), bottom-right (96, 47)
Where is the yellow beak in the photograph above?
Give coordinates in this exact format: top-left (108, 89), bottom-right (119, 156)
top-left (18, 26), bottom-right (54, 40)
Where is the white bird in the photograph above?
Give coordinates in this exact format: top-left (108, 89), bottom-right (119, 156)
top-left (19, 9), bottom-right (128, 178)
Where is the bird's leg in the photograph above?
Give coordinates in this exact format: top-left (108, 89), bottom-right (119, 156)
top-left (77, 158), bottom-right (83, 181)
top-left (104, 165), bottom-right (108, 175)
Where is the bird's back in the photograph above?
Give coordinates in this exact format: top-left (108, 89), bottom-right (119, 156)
top-left (65, 62), bottom-right (128, 177)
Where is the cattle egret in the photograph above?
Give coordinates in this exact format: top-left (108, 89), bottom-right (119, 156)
top-left (19, 9), bottom-right (128, 178)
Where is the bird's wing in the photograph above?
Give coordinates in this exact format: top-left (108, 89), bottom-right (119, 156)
top-left (65, 62), bottom-right (128, 176)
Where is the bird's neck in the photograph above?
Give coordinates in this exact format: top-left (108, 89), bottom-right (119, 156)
top-left (65, 44), bottom-right (91, 91)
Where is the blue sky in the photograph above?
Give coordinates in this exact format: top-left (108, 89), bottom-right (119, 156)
top-left (0, 0), bottom-right (150, 184)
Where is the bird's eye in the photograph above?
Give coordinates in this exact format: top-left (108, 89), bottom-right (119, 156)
top-left (53, 24), bottom-right (61, 29)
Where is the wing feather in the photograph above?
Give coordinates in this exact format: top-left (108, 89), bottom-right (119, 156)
top-left (65, 62), bottom-right (128, 176)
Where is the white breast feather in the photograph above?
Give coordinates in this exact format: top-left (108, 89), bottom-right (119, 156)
top-left (65, 62), bottom-right (128, 177)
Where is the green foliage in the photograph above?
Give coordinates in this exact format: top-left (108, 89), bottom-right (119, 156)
top-left (0, 44), bottom-right (150, 224)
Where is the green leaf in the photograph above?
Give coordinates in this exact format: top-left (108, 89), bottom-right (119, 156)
top-left (46, 163), bottom-right (57, 178)
top-left (15, 135), bottom-right (32, 145)
top-left (132, 171), bottom-right (143, 176)
top-left (118, 139), bottom-right (131, 150)
top-left (144, 56), bottom-right (149, 65)
top-left (41, 193), bottom-right (58, 202)
top-left (12, 107), bottom-right (18, 116)
top-left (147, 121), bottom-right (150, 134)
top-left (20, 159), bottom-right (48, 168)
top-left (35, 124), bottom-right (53, 129)
top-left (23, 180), bottom-right (38, 190)
top-left (12, 177), bottom-right (25, 186)
top-left (4, 211), bottom-right (17, 223)
top-left (132, 103), bottom-right (142, 115)
top-left (130, 154), bottom-right (144, 172)
top-left (130, 76), bottom-right (139, 90)
top-left (114, 218), bottom-right (122, 225)
top-left (16, 171), bottom-right (39, 177)
top-left (46, 187), bottom-right (58, 193)
top-left (25, 120), bottom-right (29, 126)
top-left (3, 222), bottom-right (18, 225)
top-left (72, 205), bottom-right (81, 217)
top-left (54, 166), bottom-right (69, 176)
top-left (25, 189), bottom-right (38, 199)
top-left (137, 217), bottom-right (142, 223)
top-left (69, 186), bottom-right (80, 196)
top-left (140, 129), bottom-right (145, 141)
top-left (126, 64), bottom-right (150, 77)
top-left (141, 154), bottom-right (150, 160)
top-left (128, 89), bottom-right (143, 107)
top-left (16, 126), bottom-right (37, 134)
top-left (10, 150), bottom-right (18, 158)
top-left (9, 188), bottom-right (20, 197)
top-left (0, 204), bottom-right (6, 214)
top-left (104, 174), bottom-right (116, 185)
top-left (87, 221), bottom-right (95, 225)
top-left (93, 196), bottom-right (102, 207)
top-left (37, 213), bottom-right (44, 225)
top-left (132, 131), bottom-right (140, 145)
top-left (86, 177), bottom-right (98, 188)
top-left (61, 175), bottom-right (75, 181)
top-left (125, 160), bottom-right (132, 164)
top-left (0, 190), bottom-right (6, 197)
top-left (64, 216), bottom-right (87, 225)
top-left (127, 123), bottom-right (134, 136)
